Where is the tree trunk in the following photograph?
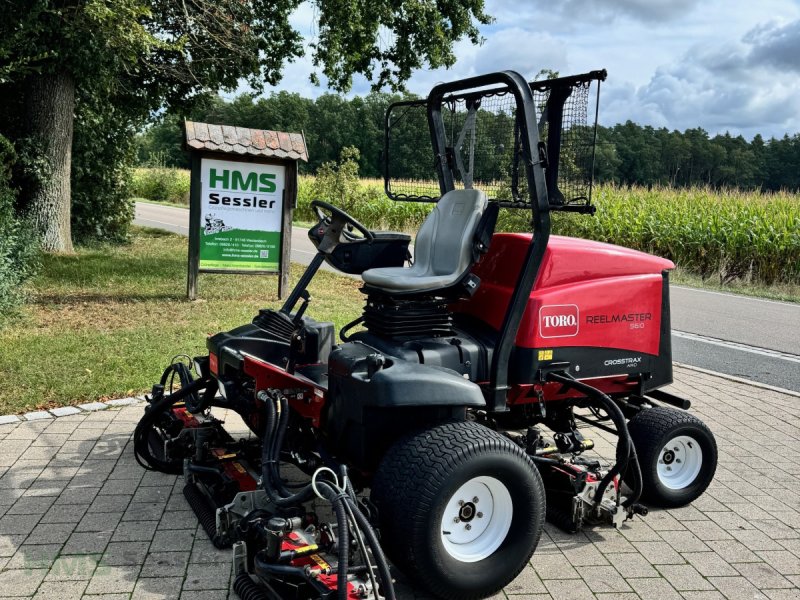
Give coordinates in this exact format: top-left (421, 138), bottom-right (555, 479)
top-left (24, 69), bottom-right (75, 253)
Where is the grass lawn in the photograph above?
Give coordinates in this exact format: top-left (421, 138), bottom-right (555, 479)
top-left (671, 268), bottom-right (799, 303)
top-left (0, 227), bottom-right (364, 415)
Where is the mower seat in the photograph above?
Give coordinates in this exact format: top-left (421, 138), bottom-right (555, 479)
top-left (361, 189), bottom-right (488, 294)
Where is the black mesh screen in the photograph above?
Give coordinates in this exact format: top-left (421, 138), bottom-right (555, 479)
top-left (385, 70), bottom-right (605, 210)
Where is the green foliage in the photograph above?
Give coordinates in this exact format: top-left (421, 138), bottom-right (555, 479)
top-left (136, 115), bottom-right (189, 169)
top-left (70, 88), bottom-right (138, 243)
top-left (139, 91), bottom-right (800, 194)
top-left (130, 168), bottom-right (190, 204)
top-left (139, 90), bottom-right (416, 177)
top-left (0, 135), bottom-right (40, 319)
top-left (0, 1), bottom-right (491, 247)
top-left (310, 147), bottom-right (365, 212)
top-left (294, 149), bottom-right (433, 230)
top-left (311, 1), bottom-right (491, 91)
top-left (597, 123), bottom-right (800, 191)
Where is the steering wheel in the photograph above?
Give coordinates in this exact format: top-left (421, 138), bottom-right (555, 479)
top-left (310, 200), bottom-right (374, 248)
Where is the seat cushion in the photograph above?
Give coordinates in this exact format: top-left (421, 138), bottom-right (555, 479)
top-left (361, 189), bottom-right (487, 293)
top-left (360, 267), bottom-right (457, 292)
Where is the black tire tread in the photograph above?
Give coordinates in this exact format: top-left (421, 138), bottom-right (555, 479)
top-left (371, 420), bottom-right (545, 600)
top-left (628, 406), bottom-right (717, 507)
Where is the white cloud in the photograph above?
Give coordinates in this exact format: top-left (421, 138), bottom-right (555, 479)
top-left (609, 17), bottom-right (800, 138)
top-left (248, 0), bottom-right (800, 139)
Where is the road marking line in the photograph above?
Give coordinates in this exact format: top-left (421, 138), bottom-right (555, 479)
top-left (672, 285), bottom-right (798, 308)
top-left (672, 330), bottom-right (800, 364)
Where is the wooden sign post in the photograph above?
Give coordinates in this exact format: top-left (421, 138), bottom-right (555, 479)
top-left (184, 121), bottom-right (308, 300)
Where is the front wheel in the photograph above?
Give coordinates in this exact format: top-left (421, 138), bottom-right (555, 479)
top-left (628, 406), bottom-right (717, 508)
top-left (370, 421), bottom-right (545, 600)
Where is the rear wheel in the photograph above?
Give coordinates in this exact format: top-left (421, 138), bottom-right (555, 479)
top-left (370, 421), bottom-right (545, 600)
top-left (628, 406), bottom-right (717, 508)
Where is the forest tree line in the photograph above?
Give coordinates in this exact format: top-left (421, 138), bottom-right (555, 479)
top-left (137, 91), bottom-right (800, 192)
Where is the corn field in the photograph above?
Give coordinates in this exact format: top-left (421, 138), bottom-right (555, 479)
top-left (132, 168), bottom-right (799, 286)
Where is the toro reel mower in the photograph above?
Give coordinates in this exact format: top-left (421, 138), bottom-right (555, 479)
top-left (135, 69), bottom-right (717, 600)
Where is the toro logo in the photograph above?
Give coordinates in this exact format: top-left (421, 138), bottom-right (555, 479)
top-left (539, 304), bottom-right (580, 338)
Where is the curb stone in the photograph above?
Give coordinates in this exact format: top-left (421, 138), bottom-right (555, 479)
top-left (23, 411), bottom-right (53, 421)
top-left (0, 397), bottom-right (145, 422)
top-left (50, 406), bottom-right (82, 417)
top-left (78, 401), bottom-right (111, 412)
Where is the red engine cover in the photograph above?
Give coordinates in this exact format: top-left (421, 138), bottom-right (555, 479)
top-left (453, 234), bottom-right (674, 355)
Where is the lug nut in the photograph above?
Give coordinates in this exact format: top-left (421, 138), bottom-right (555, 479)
top-left (453, 517), bottom-right (460, 523)
top-left (477, 512), bottom-right (483, 518)
top-left (674, 447), bottom-right (679, 452)
top-left (676, 459), bottom-right (682, 463)
top-left (465, 524), bottom-right (472, 530)
top-left (666, 466), bottom-right (672, 471)
top-left (473, 496), bottom-right (479, 503)
top-left (458, 500), bottom-right (464, 506)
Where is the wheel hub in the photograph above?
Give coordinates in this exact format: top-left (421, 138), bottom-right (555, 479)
top-left (440, 476), bottom-right (513, 563)
top-left (458, 502), bottom-right (477, 522)
top-left (657, 435), bottom-right (703, 490)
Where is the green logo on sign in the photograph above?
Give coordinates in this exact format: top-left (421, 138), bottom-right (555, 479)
top-left (209, 168), bottom-right (276, 193)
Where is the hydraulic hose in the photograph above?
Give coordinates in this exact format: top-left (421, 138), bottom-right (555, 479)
top-left (344, 495), bottom-right (396, 600)
top-left (257, 390), bottom-right (395, 600)
top-left (340, 467), bottom-right (379, 597)
top-left (259, 391), bottom-right (315, 508)
top-left (315, 480), bottom-right (350, 600)
top-left (546, 372), bottom-right (643, 508)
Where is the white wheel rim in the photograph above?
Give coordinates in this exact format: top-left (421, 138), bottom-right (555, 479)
top-left (440, 476), bottom-right (513, 563)
top-left (657, 435), bottom-right (703, 490)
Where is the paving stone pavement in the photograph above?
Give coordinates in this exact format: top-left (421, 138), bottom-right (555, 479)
top-left (0, 365), bottom-right (799, 599)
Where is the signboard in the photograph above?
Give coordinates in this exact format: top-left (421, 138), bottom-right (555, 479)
top-left (185, 120), bottom-right (306, 301)
top-left (198, 158), bottom-right (285, 272)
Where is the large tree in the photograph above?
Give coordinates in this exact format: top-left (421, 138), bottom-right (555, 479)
top-left (0, 0), bottom-right (491, 251)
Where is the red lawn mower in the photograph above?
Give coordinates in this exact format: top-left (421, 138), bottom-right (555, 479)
top-left (135, 70), bottom-right (717, 600)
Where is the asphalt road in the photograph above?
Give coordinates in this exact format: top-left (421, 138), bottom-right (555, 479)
top-left (134, 201), bottom-right (800, 392)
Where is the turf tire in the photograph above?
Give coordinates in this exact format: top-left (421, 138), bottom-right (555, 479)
top-left (370, 421), bottom-right (546, 600)
top-left (628, 406), bottom-right (717, 508)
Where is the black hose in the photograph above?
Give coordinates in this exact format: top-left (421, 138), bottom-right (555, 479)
top-left (271, 396), bottom-right (322, 493)
top-left (259, 392), bottom-right (315, 508)
top-left (344, 496), bottom-right (396, 600)
top-left (314, 480), bottom-right (350, 600)
top-left (547, 372), bottom-right (643, 508)
top-left (257, 391), bottom-right (394, 599)
top-left (185, 463), bottom-right (224, 478)
top-left (254, 557), bottom-right (309, 578)
top-left (530, 455), bottom-right (564, 467)
top-left (340, 465), bottom-right (379, 595)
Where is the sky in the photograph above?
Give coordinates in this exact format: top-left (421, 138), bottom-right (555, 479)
top-left (260, 0), bottom-right (800, 141)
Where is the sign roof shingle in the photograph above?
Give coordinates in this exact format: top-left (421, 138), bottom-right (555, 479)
top-left (184, 121), bottom-right (308, 162)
